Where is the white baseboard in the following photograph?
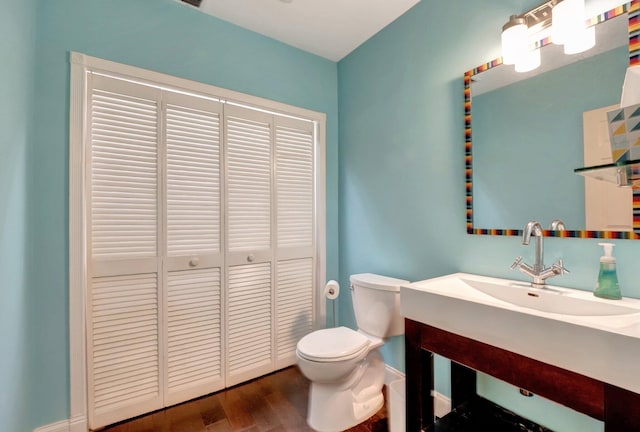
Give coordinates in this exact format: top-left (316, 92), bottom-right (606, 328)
top-left (433, 391), bottom-right (452, 418)
top-left (384, 364), bottom-right (405, 385)
top-left (384, 364), bottom-right (451, 419)
top-left (69, 415), bottom-right (87, 432)
top-left (33, 415), bottom-right (86, 432)
top-left (33, 419), bottom-right (70, 432)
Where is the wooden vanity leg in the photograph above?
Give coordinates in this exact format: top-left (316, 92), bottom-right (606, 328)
top-left (604, 384), bottom-right (640, 432)
top-left (406, 319), bottom-right (434, 431)
top-left (451, 361), bottom-right (476, 409)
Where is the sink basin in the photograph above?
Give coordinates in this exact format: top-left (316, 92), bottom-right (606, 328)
top-left (401, 273), bottom-right (640, 394)
top-left (463, 277), bottom-right (639, 316)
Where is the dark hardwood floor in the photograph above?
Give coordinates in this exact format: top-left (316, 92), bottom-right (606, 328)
top-left (101, 366), bottom-right (389, 432)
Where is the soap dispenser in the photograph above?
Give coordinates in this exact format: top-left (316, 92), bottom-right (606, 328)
top-left (594, 242), bottom-right (622, 300)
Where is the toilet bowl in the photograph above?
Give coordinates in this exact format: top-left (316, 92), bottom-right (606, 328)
top-left (296, 326), bottom-right (376, 382)
top-left (296, 273), bottom-right (408, 432)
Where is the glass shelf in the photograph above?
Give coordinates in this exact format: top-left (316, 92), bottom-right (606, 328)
top-left (574, 159), bottom-right (640, 187)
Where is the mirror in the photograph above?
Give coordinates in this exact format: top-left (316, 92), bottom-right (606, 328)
top-left (465, 3), bottom-right (640, 239)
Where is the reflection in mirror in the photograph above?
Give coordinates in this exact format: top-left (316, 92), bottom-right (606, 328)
top-left (466, 4), bottom-right (640, 239)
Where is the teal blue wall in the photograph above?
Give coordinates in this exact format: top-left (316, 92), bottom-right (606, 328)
top-left (19, 0), bottom-right (339, 430)
top-left (5, 0), bottom-right (639, 430)
top-left (0, 1), bottom-right (36, 431)
top-left (338, 0), bottom-right (638, 430)
top-left (338, 0), bottom-right (505, 385)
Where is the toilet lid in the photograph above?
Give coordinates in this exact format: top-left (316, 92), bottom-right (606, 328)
top-left (297, 327), bottom-right (369, 361)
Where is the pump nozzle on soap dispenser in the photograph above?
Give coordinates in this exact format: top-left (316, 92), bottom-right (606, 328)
top-left (594, 242), bottom-right (622, 300)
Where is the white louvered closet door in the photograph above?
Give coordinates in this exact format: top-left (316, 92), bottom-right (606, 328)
top-left (84, 66), bottom-right (319, 429)
top-left (87, 74), bottom-right (163, 429)
top-left (274, 117), bottom-right (316, 368)
top-left (163, 92), bottom-right (225, 406)
top-left (224, 105), bottom-right (274, 386)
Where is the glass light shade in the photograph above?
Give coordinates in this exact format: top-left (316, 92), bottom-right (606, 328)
top-left (502, 17), bottom-right (528, 65)
top-left (563, 25), bottom-right (596, 54)
top-left (552, 0), bottom-right (585, 45)
top-left (515, 46), bottom-right (541, 73)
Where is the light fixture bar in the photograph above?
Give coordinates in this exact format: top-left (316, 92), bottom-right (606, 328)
top-left (501, 0), bottom-right (557, 71)
top-left (500, 0), bottom-right (595, 73)
top-left (521, 0), bottom-right (558, 33)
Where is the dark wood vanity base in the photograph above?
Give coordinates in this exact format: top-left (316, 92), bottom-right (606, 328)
top-left (405, 319), bottom-right (640, 432)
top-left (427, 395), bottom-right (551, 432)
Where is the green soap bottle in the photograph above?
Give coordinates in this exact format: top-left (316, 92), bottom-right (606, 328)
top-left (594, 242), bottom-right (622, 300)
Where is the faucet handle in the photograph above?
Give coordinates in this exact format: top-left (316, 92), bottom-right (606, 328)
top-left (552, 259), bottom-right (570, 275)
top-left (510, 256), bottom-right (523, 270)
top-left (550, 219), bottom-right (567, 231)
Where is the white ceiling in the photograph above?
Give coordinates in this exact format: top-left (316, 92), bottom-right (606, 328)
top-left (189, 0), bottom-right (420, 61)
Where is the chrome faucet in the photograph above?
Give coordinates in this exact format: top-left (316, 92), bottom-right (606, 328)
top-left (511, 220), bottom-right (569, 287)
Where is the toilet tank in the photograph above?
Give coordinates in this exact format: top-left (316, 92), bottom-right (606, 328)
top-left (350, 273), bottom-right (409, 338)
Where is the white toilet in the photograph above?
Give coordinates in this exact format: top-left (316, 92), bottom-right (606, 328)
top-left (296, 273), bottom-right (408, 432)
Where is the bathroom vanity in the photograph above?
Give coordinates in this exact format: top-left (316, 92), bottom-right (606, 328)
top-left (435, 2), bottom-right (640, 429)
top-left (401, 273), bottom-right (640, 431)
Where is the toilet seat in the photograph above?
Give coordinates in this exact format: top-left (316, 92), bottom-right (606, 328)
top-left (297, 327), bottom-right (370, 362)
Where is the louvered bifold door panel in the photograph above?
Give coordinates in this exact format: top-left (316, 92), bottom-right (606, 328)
top-left (225, 105), bottom-right (272, 261)
top-left (224, 105), bottom-right (274, 386)
top-left (226, 262), bottom-right (273, 386)
top-left (90, 273), bottom-right (160, 425)
top-left (165, 94), bottom-right (222, 258)
top-left (164, 92), bottom-right (224, 405)
top-left (275, 117), bottom-right (315, 254)
top-left (275, 258), bottom-right (314, 368)
top-left (87, 74), bottom-right (163, 429)
top-left (166, 268), bottom-right (222, 405)
top-left (90, 75), bottom-right (160, 262)
top-left (274, 117), bottom-right (316, 367)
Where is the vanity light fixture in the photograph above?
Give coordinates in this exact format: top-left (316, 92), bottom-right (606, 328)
top-left (500, 0), bottom-right (595, 73)
top-left (552, 0), bottom-right (595, 54)
top-left (564, 25), bottom-right (596, 54)
top-left (515, 47), bottom-right (541, 73)
top-left (501, 15), bottom-right (528, 66)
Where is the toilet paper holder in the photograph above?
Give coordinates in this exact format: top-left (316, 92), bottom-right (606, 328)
top-left (325, 280), bottom-right (340, 328)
